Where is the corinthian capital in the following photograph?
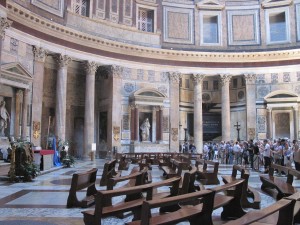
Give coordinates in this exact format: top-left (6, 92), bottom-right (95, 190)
top-left (244, 74), bottom-right (256, 85)
top-left (110, 65), bottom-right (123, 79)
top-left (85, 61), bottom-right (98, 75)
top-left (33, 46), bottom-right (47, 62)
top-left (0, 17), bottom-right (12, 39)
top-left (55, 54), bottom-right (72, 68)
top-left (219, 74), bottom-right (232, 86)
top-left (168, 72), bottom-right (182, 83)
top-left (192, 73), bottom-right (205, 85)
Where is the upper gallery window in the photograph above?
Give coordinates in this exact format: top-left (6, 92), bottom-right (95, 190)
top-left (138, 8), bottom-right (154, 32)
top-left (200, 11), bottom-right (222, 46)
top-left (265, 7), bottom-right (290, 44)
top-left (73, 0), bottom-right (90, 17)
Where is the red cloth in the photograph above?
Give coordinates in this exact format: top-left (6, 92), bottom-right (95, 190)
top-left (34, 150), bottom-right (55, 155)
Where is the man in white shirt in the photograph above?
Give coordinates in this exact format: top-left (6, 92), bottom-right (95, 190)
top-left (263, 139), bottom-right (271, 173)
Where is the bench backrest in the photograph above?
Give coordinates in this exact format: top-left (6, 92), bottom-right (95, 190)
top-left (180, 166), bottom-right (198, 195)
top-left (140, 189), bottom-right (215, 225)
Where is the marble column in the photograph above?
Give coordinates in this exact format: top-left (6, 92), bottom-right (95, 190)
top-left (192, 74), bottom-right (205, 154)
top-left (244, 74), bottom-right (257, 140)
top-left (31, 46), bottom-right (47, 146)
top-left (169, 72), bottom-right (181, 152)
top-left (267, 107), bottom-right (273, 140)
top-left (159, 107), bottom-right (163, 142)
top-left (21, 89), bottom-right (29, 140)
top-left (55, 54), bottom-right (71, 142)
top-left (293, 106), bottom-right (299, 140)
top-left (220, 74), bottom-right (232, 142)
top-left (109, 65), bottom-right (123, 152)
top-left (0, 17), bottom-right (12, 65)
top-left (83, 61), bottom-right (98, 159)
top-left (14, 89), bottom-right (23, 138)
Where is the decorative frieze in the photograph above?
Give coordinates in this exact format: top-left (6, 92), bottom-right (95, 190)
top-left (257, 86), bottom-right (269, 98)
top-left (0, 17), bottom-right (12, 39)
top-left (33, 46), bottom-right (47, 62)
top-left (160, 72), bottom-right (169, 83)
top-left (256, 74), bottom-right (265, 84)
top-left (148, 70), bottom-right (155, 82)
top-left (283, 72), bottom-right (291, 82)
top-left (137, 69), bottom-right (144, 80)
top-left (271, 73), bottom-right (278, 84)
top-left (122, 67), bottom-right (132, 79)
top-left (110, 65), bottom-right (123, 79)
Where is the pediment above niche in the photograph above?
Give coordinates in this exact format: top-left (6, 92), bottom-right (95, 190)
top-left (130, 88), bottom-right (166, 106)
top-left (196, 0), bottom-right (224, 10)
top-left (0, 62), bottom-right (33, 89)
top-left (261, 0), bottom-right (293, 8)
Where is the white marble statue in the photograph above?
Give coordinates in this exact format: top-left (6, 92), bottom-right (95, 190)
top-left (0, 101), bottom-right (10, 137)
top-left (140, 118), bottom-right (151, 141)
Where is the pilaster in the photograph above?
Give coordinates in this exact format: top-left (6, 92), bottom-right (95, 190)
top-left (31, 46), bottom-right (47, 146)
top-left (21, 89), bottom-right (29, 140)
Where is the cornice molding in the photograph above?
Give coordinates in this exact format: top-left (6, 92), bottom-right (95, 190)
top-left (6, 1), bottom-right (300, 65)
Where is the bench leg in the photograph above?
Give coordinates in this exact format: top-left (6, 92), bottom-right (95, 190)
top-left (221, 200), bottom-right (246, 220)
top-left (189, 214), bottom-right (213, 225)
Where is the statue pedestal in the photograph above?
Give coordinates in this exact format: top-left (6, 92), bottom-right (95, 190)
top-left (0, 137), bottom-right (10, 160)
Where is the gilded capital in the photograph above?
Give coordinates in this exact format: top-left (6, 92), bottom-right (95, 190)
top-left (110, 65), bottom-right (123, 79)
top-left (192, 73), bottom-right (205, 85)
top-left (55, 54), bottom-right (72, 68)
top-left (33, 46), bottom-right (47, 62)
top-left (244, 74), bottom-right (256, 85)
top-left (0, 17), bottom-right (12, 39)
top-left (168, 72), bottom-right (182, 83)
top-left (219, 74), bottom-right (232, 86)
top-left (85, 61), bottom-right (98, 75)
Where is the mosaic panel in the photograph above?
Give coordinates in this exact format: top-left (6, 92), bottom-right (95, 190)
top-left (122, 115), bottom-right (130, 131)
top-left (283, 72), bottom-right (290, 82)
top-left (160, 72), bottom-right (169, 83)
top-left (137, 69), bottom-right (144, 80)
top-left (256, 74), bottom-right (265, 84)
top-left (122, 67), bottom-right (132, 79)
top-left (271, 73), bottom-right (278, 84)
top-left (257, 86), bottom-right (269, 98)
top-left (31, 0), bottom-right (64, 17)
top-left (148, 70), bottom-right (155, 82)
top-left (257, 116), bottom-right (266, 132)
top-left (123, 83), bottom-right (135, 94)
top-left (163, 116), bottom-right (169, 132)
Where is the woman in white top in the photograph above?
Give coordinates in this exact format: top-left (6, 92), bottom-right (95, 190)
top-left (263, 139), bottom-right (271, 173)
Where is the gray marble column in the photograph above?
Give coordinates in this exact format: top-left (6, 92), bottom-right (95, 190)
top-left (293, 106), bottom-right (299, 140)
top-left (0, 17), bottom-right (12, 66)
top-left (192, 74), bottom-right (205, 154)
top-left (169, 72), bottom-right (181, 152)
top-left (244, 74), bottom-right (257, 140)
top-left (14, 89), bottom-right (23, 138)
top-left (21, 89), bottom-right (29, 140)
top-left (55, 54), bottom-right (71, 142)
top-left (84, 61), bottom-right (98, 159)
top-left (220, 74), bottom-right (232, 142)
top-left (267, 107), bottom-right (273, 139)
top-left (32, 46), bottom-right (47, 146)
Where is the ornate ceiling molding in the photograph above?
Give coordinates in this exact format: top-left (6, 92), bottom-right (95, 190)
top-left (6, 1), bottom-right (300, 65)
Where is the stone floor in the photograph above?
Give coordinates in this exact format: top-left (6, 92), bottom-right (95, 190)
top-left (0, 159), bottom-right (298, 225)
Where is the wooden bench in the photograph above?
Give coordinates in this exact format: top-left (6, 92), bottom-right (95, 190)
top-left (100, 159), bottom-right (121, 186)
top-left (222, 165), bottom-right (261, 209)
top-left (260, 163), bottom-right (300, 200)
top-left (67, 168), bottom-right (98, 208)
top-left (118, 155), bottom-right (130, 170)
top-left (160, 158), bottom-right (185, 179)
top-left (81, 176), bottom-right (181, 225)
top-left (196, 159), bottom-right (220, 185)
top-left (126, 189), bottom-right (216, 225)
top-left (178, 166), bottom-right (199, 195)
top-left (224, 197), bottom-right (296, 225)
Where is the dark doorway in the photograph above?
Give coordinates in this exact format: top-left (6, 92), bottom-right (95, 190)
top-left (73, 117), bottom-right (84, 158)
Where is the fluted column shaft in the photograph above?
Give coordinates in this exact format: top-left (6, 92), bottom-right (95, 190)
top-left (84, 61), bottom-right (98, 159)
top-left (21, 89), bottom-right (29, 140)
top-left (169, 72), bottom-right (181, 152)
top-left (31, 46), bottom-right (47, 146)
top-left (267, 107), bottom-right (273, 139)
top-left (293, 107), bottom-right (299, 140)
top-left (14, 90), bottom-right (22, 138)
top-left (220, 75), bottom-right (232, 142)
top-left (244, 74), bottom-right (257, 140)
top-left (55, 55), bottom-right (71, 141)
top-left (192, 74), bottom-right (205, 154)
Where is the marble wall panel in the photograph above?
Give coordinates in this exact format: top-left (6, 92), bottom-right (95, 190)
top-left (31, 0), bottom-right (64, 17)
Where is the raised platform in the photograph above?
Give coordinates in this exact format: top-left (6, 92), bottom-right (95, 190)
top-left (122, 143), bottom-right (169, 153)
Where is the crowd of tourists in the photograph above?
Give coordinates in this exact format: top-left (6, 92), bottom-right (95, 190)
top-left (200, 138), bottom-right (300, 173)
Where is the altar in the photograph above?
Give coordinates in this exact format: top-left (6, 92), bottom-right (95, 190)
top-left (129, 142), bottom-right (169, 153)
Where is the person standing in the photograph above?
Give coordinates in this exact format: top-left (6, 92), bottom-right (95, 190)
top-left (248, 139), bottom-right (254, 169)
top-left (293, 140), bottom-right (300, 171)
top-left (263, 139), bottom-right (271, 173)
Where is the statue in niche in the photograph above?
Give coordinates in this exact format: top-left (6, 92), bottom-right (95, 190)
top-left (140, 118), bottom-right (151, 142)
top-left (0, 101), bottom-right (10, 137)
